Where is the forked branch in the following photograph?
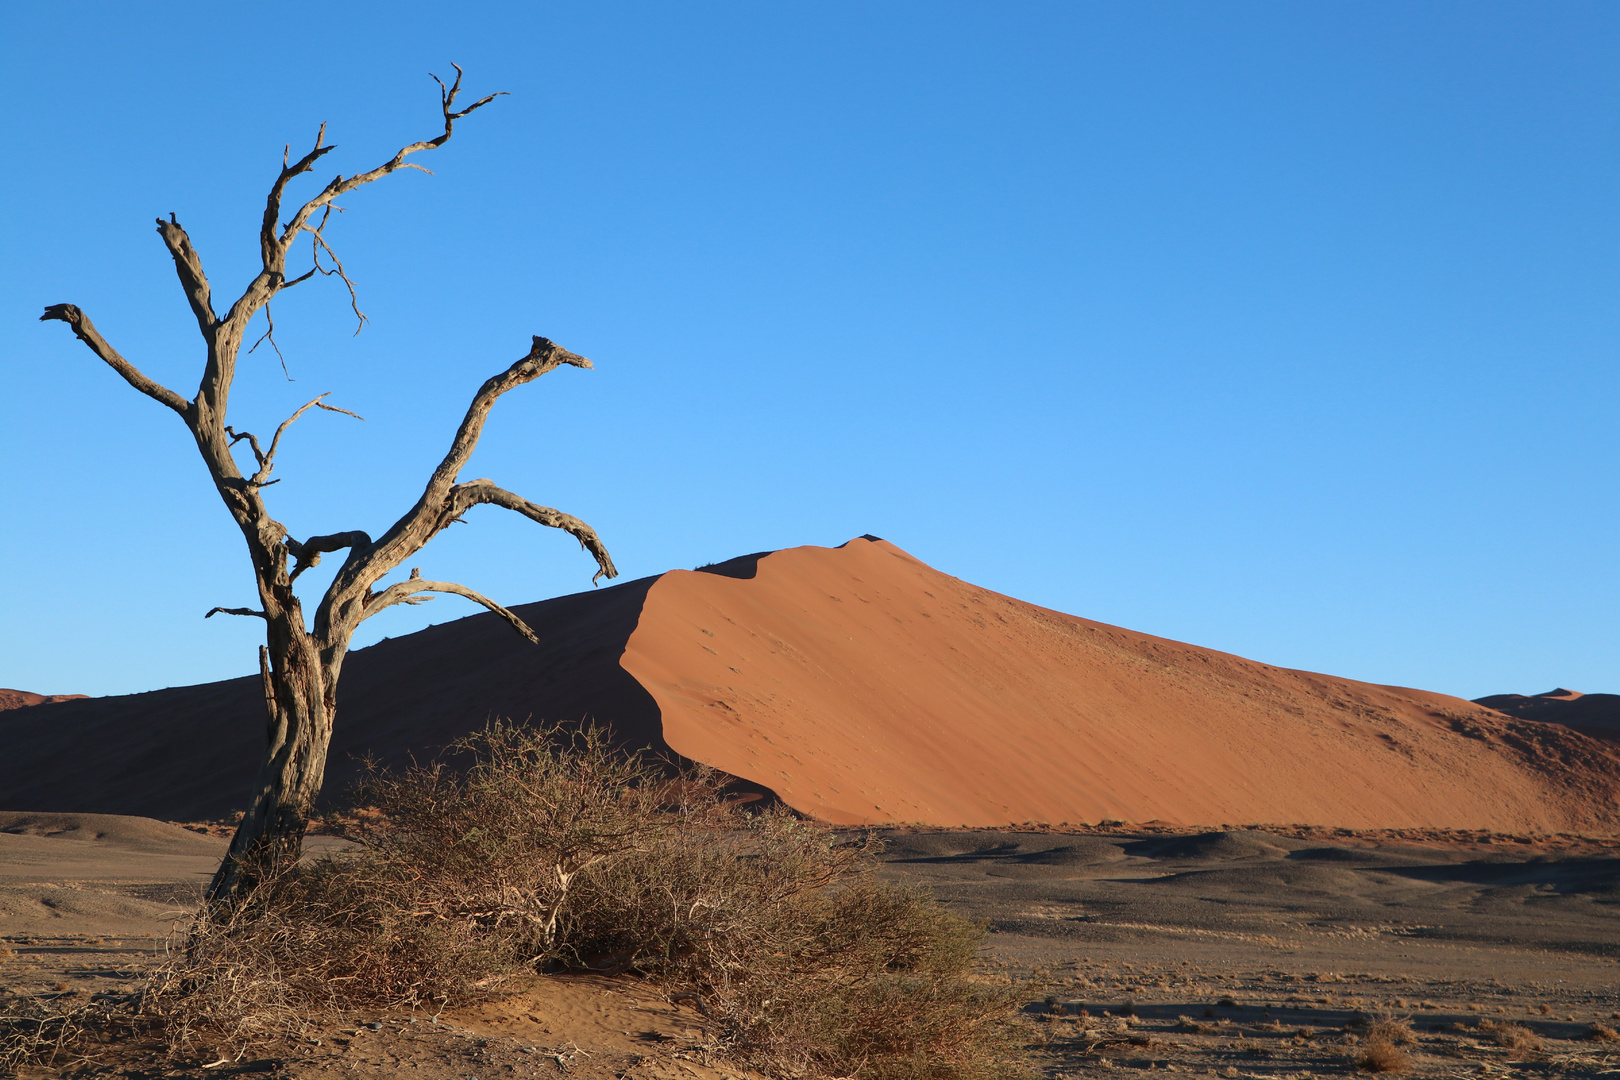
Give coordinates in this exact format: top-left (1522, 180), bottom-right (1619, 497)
top-left (260, 122), bottom-right (336, 270)
top-left (39, 305), bottom-right (189, 415)
top-left (364, 570), bottom-right (539, 644)
top-left (271, 66), bottom-right (506, 264)
top-left (322, 335), bottom-right (613, 615)
top-left (286, 530), bottom-right (373, 582)
top-left (254, 394), bottom-right (366, 487)
top-left (225, 394), bottom-right (363, 488)
top-left (423, 336), bottom-right (591, 510)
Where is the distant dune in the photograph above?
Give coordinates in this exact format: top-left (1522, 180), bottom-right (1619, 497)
top-left (4, 537), bottom-right (1619, 831)
top-left (1475, 688), bottom-right (1620, 744)
top-left (0, 688), bottom-right (87, 711)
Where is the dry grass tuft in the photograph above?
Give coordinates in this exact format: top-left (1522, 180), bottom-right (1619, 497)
top-left (1365, 1013), bottom-right (1416, 1047)
top-left (1475, 1019), bottom-right (1543, 1053)
top-left (1583, 1022), bottom-right (1620, 1043)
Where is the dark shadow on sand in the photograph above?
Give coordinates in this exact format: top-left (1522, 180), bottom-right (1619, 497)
top-left (693, 552), bottom-right (771, 580)
top-left (0, 574), bottom-right (714, 820)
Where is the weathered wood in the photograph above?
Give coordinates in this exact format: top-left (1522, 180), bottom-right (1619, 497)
top-left (39, 67), bottom-right (615, 904)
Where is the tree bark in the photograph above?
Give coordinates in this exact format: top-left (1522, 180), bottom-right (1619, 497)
top-left (40, 68), bottom-right (618, 904)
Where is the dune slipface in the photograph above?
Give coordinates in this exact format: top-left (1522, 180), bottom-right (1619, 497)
top-left (622, 538), bottom-right (1620, 830)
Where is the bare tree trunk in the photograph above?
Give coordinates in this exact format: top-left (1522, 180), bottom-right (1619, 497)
top-left (209, 622), bottom-right (335, 900)
top-left (41, 68), bottom-right (619, 905)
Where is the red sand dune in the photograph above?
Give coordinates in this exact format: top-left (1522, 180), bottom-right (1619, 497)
top-left (3, 537), bottom-right (1618, 831)
top-left (0, 689), bottom-right (87, 711)
top-left (626, 539), bottom-right (1620, 829)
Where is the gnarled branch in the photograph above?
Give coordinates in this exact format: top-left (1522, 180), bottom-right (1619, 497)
top-left (450, 479), bottom-right (618, 584)
top-left (318, 335), bottom-right (612, 624)
top-left (286, 530), bottom-right (372, 583)
top-left (224, 425), bottom-right (266, 464)
top-left (422, 336), bottom-right (590, 513)
top-left (154, 215), bottom-right (218, 338)
top-left (274, 67), bottom-right (505, 262)
top-left (260, 122), bottom-right (336, 272)
top-left (257, 395), bottom-right (366, 487)
top-left (39, 305), bottom-right (189, 415)
top-left (205, 606), bottom-right (267, 620)
top-left (364, 571), bottom-right (539, 644)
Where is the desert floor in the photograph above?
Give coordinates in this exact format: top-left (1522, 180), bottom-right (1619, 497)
top-left (3, 814), bottom-right (1618, 1078)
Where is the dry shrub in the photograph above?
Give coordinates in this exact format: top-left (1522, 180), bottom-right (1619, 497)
top-left (0, 987), bottom-right (154, 1076)
top-left (1357, 1036), bottom-right (1410, 1073)
top-left (1365, 1013), bottom-right (1415, 1047)
top-left (132, 722), bottom-right (1023, 1080)
top-left (1585, 1022), bottom-right (1620, 1043)
top-left (0, 991), bottom-right (85, 1073)
top-left (546, 778), bottom-right (1021, 1080)
top-left (1475, 1019), bottom-right (1543, 1053)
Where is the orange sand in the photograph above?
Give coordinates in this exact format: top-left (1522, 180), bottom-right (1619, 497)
top-left (623, 538), bottom-right (1620, 830)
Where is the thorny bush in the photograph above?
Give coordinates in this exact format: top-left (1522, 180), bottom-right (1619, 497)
top-left (4, 722), bottom-right (1023, 1080)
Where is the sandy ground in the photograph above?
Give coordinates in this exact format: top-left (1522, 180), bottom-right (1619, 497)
top-left (4, 814), bottom-right (1619, 1078)
top-left (873, 826), bottom-right (1620, 1077)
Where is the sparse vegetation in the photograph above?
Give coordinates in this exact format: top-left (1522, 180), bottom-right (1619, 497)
top-left (1356, 1036), bottom-right (1411, 1073)
top-left (1476, 1018), bottom-right (1543, 1053)
top-left (1366, 1013), bottom-right (1416, 1047)
top-left (4, 722), bottom-right (1023, 1080)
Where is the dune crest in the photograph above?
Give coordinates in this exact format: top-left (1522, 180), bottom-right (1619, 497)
top-left (622, 537), bottom-right (1620, 830)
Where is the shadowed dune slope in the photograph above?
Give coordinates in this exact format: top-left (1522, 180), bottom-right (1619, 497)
top-left (3, 537), bottom-right (1619, 831)
top-left (623, 538), bottom-right (1620, 830)
top-left (0, 577), bottom-right (669, 821)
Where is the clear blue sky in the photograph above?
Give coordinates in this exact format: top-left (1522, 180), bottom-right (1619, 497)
top-left (2, 2), bottom-right (1615, 701)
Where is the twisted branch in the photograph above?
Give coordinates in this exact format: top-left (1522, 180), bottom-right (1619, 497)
top-left (364, 569), bottom-right (539, 643)
top-left (286, 530), bottom-right (372, 583)
top-left (38, 305), bottom-right (188, 415)
top-left (205, 607), bottom-right (267, 620)
top-left (338, 336), bottom-right (597, 582)
top-left (272, 67), bottom-right (505, 266)
top-left (154, 214), bottom-right (217, 337)
top-left (423, 337), bottom-right (591, 518)
top-left (450, 479), bottom-right (618, 584)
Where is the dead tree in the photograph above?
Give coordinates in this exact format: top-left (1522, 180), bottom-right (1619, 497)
top-left (39, 68), bottom-right (617, 903)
